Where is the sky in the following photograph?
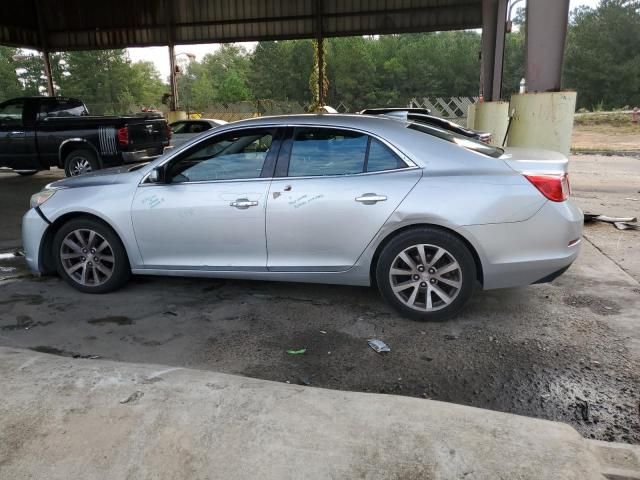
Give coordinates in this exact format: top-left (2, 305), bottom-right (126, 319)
top-left (129, 0), bottom-right (600, 80)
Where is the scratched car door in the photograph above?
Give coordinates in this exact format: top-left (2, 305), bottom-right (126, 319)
top-left (266, 127), bottom-right (421, 271)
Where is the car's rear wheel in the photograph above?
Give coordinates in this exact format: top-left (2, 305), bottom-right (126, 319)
top-left (376, 228), bottom-right (476, 321)
top-left (53, 218), bottom-right (130, 293)
top-left (64, 149), bottom-right (99, 177)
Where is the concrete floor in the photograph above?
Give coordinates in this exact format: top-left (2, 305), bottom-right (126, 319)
top-left (4, 346), bottom-right (639, 480)
top-left (1, 156), bottom-right (639, 446)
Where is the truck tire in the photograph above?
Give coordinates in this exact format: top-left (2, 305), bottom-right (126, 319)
top-left (64, 149), bottom-right (99, 177)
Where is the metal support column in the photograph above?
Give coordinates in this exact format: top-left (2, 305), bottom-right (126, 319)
top-left (314, 0), bottom-right (325, 107)
top-left (525, 0), bottom-right (570, 92)
top-left (34, 0), bottom-right (54, 96)
top-left (169, 44), bottom-right (178, 111)
top-left (317, 37), bottom-right (325, 107)
top-left (42, 50), bottom-right (54, 96)
top-left (481, 0), bottom-right (507, 101)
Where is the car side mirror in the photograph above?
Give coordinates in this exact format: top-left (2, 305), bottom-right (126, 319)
top-left (148, 166), bottom-right (166, 184)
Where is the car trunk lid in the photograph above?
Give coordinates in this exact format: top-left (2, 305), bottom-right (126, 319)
top-left (500, 147), bottom-right (568, 175)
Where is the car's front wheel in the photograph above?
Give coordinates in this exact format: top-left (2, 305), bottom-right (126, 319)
top-left (53, 218), bottom-right (130, 293)
top-left (376, 228), bottom-right (476, 321)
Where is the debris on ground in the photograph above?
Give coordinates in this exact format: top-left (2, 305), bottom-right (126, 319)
top-left (367, 339), bottom-right (390, 353)
top-left (444, 334), bottom-right (459, 340)
top-left (120, 390), bottom-right (144, 404)
top-left (319, 330), bottom-right (327, 334)
top-left (624, 197), bottom-right (639, 201)
top-left (584, 213), bottom-right (637, 223)
top-left (164, 311), bottom-right (178, 316)
top-left (584, 213), bottom-right (638, 230)
top-left (299, 376), bottom-right (312, 386)
top-left (575, 398), bottom-right (590, 422)
top-left (286, 348), bottom-right (306, 355)
top-left (614, 222), bottom-right (639, 230)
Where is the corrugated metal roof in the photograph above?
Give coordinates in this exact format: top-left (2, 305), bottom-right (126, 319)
top-left (0, 0), bottom-right (482, 51)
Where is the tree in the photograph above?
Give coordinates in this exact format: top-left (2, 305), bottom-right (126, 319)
top-left (0, 47), bottom-right (23, 101)
top-left (564, 0), bottom-right (640, 109)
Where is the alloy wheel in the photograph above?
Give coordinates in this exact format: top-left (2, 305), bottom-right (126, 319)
top-left (60, 229), bottom-right (115, 286)
top-left (388, 243), bottom-right (462, 312)
top-left (69, 157), bottom-right (92, 176)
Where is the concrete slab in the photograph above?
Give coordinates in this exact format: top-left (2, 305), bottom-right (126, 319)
top-left (1, 347), bottom-right (638, 480)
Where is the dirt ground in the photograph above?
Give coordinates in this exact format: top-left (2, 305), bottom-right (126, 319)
top-left (572, 124), bottom-right (640, 152)
top-left (1, 153), bottom-right (639, 445)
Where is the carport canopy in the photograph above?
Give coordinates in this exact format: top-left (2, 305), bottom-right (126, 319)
top-left (0, 0), bottom-right (569, 104)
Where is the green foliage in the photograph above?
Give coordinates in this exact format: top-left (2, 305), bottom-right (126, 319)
top-left (0, 47), bottom-right (23, 100)
top-left (1, 0), bottom-right (638, 113)
top-left (0, 49), bottom-right (165, 113)
top-left (563, 0), bottom-right (640, 110)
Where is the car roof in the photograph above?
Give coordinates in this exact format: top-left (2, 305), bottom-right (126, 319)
top-left (225, 113), bottom-right (410, 133)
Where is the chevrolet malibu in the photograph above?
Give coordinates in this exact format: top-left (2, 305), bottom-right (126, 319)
top-left (22, 114), bottom-right (583, 321)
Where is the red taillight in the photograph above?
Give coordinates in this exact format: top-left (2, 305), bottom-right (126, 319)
top-left (117, 126), bottom-right (129, 145)
top-left (524, 173), bottom-right (571, 202)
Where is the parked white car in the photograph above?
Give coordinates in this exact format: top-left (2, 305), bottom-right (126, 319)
top-left (169, 119), bottom-right (227, 147)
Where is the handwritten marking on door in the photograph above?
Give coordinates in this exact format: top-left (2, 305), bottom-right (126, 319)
top-left (141, 195), bottom-right (164, 209)
top-left (288, 194), bottom-right (324, 209)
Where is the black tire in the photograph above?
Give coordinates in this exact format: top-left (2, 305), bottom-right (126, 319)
top-left (376, 228), bottom-right (476, 321)
top-left (64, 149), bottom-right (99, 177)
top-left (52, 217), bottom-right (130, 293)
top-left (16, 170), bottom-right (38, 176)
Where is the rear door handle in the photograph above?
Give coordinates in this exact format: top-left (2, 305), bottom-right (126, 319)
top-left (230, 198), bottom-right (259, 209)
top-left (355, 194), bottom-right (387, 205)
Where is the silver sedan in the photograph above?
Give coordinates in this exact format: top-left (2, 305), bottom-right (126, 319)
top-left (23, 114), bottom-right (583, 320)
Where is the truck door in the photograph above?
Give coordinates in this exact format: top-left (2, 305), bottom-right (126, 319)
top-left (0, 99), bottom-right (42, 171)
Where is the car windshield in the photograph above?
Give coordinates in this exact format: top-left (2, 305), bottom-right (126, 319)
top-left (408, 122), bottom-right (503, 158)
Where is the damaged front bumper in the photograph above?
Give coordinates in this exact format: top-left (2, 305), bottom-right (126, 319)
top-left (22, 207), bottom-right (50, 274)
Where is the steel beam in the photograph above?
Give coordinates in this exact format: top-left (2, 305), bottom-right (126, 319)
top-left (481, 0), bottom-right (507, 101)
top-left (34, 0), bottom-right (54, 96)
top-left (315, 0), bottom-right (325, 107)
top-left (525, 0), bottom-right (570, 92)
top-left (42, 51), bottom-right (54, 96)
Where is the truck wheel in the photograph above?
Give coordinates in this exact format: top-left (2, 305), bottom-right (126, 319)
top-left (64, 149), bottom-right (99, 177)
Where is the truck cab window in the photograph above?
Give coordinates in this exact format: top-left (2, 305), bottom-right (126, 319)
top-left (39, 99), bottom-right (88, 119)
top-left (0, 100), bottom-right (25, 128)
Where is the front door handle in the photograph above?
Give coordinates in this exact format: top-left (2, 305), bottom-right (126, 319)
top-left (355, 193), bottom-right (387, 205)
top-left (230, 198), bottom-right (259, 209)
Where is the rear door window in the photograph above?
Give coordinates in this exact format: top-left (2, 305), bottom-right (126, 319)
top-left (288, 128), bottom-right (367, 177)
top-left (286, 127), bottom-right (407, 177)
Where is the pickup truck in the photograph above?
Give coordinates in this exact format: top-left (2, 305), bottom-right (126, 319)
top-left (0, 96), bottom-right (170, 176)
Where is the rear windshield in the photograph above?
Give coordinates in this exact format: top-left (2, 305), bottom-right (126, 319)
top-left (408, 122), bottom-right (504, 158)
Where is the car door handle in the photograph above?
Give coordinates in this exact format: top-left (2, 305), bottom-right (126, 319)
top-left (355, 194), bottom-right (387, 205)
top-left (230, 199), bottom-right (258, 209)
